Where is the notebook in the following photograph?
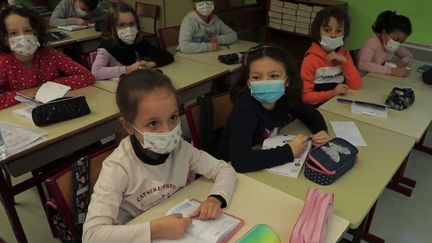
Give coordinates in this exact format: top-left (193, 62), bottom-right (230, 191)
top-left (57, 23), bottom-right (95, 31)
top-left (153, 199), bottom-right (244, 243)
top-left (263, 135), bottom-right (311, 178)
top-left (14, 82), bottom-right (71, 120)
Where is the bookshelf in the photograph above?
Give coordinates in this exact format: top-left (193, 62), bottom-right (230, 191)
top-left (266, 0), bottom-right (347, 63)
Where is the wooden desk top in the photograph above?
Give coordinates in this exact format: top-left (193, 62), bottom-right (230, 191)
top-left (175, 40), bottom-right (258, 72)
top-left (93, 57), bottom-right (228, 93)
top-left (49, 28), bottom-right (101, 47)
top-left (247, 110), bottom-right (414, 228)
top-left (320, 76), bottom-right (432, 141)
top-left (367, 59), bottom-right (432, 89)
top-left (0, 86), bottom-right (119, 164)
top-left (129, 174), bottom-right (349, 243)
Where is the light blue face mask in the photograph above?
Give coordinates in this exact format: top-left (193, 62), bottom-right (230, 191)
top-left (250, 79), bottom-right (286, 104)
top-left (76, 6), bottom-right (88, 17)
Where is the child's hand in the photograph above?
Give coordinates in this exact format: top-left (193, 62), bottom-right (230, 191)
top-left (206, 33), bottom-right (218, 43)
top-left (288, 134), bottom-right (308, 157)
top-left (312, 131), bottom-right (330, 146)
top-left (188, 197), bottom-right (222, 220)
top-left (326, 51), bottom-right (347, 63)
top-left (150, 213), bottom-right (192, 239)
top-left (75, 18), bottom-right (89, 26)
top-left (211, 40), bottom-right (220, 51)
top-left (139, 60), bottom-right (157, 69)
top-left (397, 60), bottom-right (409, 68)
top-left (391, 67), bottom-right (410, 77)
top-left (127, 61), bottom-right (143, 73)
top-left (333, 84), bottom-right (349, 96)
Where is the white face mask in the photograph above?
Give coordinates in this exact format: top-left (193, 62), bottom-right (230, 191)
top-left (133, 122), bottom-right (182, 154)
top-left (195, 1), bottom-right (214, 17)
top-left (117, 26), bottom-right (138, 45)
top-left (75, 5), bottom-right (88, 17)
top-left (385, 38), bottom-right (401, 53)
top-left (8, 34), bottom-right (40, 56)
top-left (319, 35), bottom-right (344, 51)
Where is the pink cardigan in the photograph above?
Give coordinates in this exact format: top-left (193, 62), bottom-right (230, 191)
top-left (91, 48), bottom-right (128, 80)
top-left (357, 34), bottom-right (413, 75)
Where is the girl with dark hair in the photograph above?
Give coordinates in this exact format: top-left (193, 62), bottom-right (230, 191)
top-left (91, 2), bottom-right (173, 80)
top-left (301, 6), bottom-right (361, 106)
top-left (83, 69), bottom-right (236, 242)
top-left (358, 10), bottom-right (413, 77)
top-left (0, 6), bottom-right (94, 110)
top-left (217, 44), bottom-right (329, 173)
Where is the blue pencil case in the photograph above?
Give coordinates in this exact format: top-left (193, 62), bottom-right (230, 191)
top-left (304, 138), bottom-right (358, 185)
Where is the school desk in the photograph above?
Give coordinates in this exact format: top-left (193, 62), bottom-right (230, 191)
top-left (128, 173), bottom-right (350, 243)
top-left (49, 27), bottom-right (101, 48)
top-left (93, 57), bottom-right (229, 103)
top-left (365, 59), bottom-right (432, 155)
top-left (175, 39), bottom-right (259, 72)
top-left (367, 59), bottom-right (432, 89)
top-left (247, 110), bottom-right (415, 243)
top-left (0, 86), bottom-right (120, 243)
top-left (320, 75), bottom-right (432, 142)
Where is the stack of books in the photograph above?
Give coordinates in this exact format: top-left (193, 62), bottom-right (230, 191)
top-left (281, 1), bottom-right (297, 32)
top-left (268, 0), bottom-right (284, 29)
top-left (268, 1), bottom-right (327, 36)
top-left (311, 5), bottom-right (324, 19)
top-left (294, 4), bottom-right (312, 35)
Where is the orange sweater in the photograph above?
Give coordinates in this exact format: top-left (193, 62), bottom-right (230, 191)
top-left (301, 43), bottom-right (362, 105)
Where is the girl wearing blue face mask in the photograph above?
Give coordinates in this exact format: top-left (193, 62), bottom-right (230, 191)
top-left (217, 44), bottom-right (329, 173)
top-left (83, 70), bottom-right (237, 242)
top-left (301, 7), bottom-right (361, 106)
top-left (177, 0), bottom-right (238, 53)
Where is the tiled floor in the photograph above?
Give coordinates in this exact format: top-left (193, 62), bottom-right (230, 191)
top-left (1, 133), bottom-right (431, 243)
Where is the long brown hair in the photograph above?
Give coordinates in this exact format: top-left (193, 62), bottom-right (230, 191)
top-left (101, 2), bottom-right (143, 45)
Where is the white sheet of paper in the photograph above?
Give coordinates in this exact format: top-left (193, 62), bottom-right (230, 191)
top-left (263, 135), bottom-right (311, 178)
top-left (330, 121), bottom-right (367, 146)
top-left (384, 61), bottom-right (397, 68)
top-left (0, 122), bottom-right (46, 159)
top-left (35, 81), bottom-right (71, 103)
top-left (154, 199), bottom-right (241, 243)
top-left (351, 102), bottom-right (388, 118)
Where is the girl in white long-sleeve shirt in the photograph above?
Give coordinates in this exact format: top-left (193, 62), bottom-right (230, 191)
top-left (82, 69), bottom-right (237, 243)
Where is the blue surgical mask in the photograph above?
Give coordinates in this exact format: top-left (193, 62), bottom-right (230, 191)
top-left (320, 36), bottom-right (344, 51)
top-left (250, 79), bottom-right (286, 104)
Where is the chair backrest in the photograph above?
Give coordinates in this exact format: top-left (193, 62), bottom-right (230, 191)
top-left (184, 93), bottom-right (233, 149)
top-left (135, 2), bottom-right (159, 44)
top-left (81, 51), bottom-right (97, 70)
top-left (350, 49), bottom-right (360, 67)
top-left (158, 25), bottom-right (180, 51)
top-left (44, 143), bottom-right (117, 236)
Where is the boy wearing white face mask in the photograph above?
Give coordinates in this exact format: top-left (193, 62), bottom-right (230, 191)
top-left (91, 2), bottom-right (173, 80)
top-left (301, 7), bottom-right (361, 106)
top-left (358, 11), bottom-right (413, 77)
top-left (83, 70), bottom-right (237, 243)
top-left (0, 6), bottom-right (95, 110)
top-left (177, 0), bottom-right (238, 53)
top-left (50, 0), bottom-right (106, 27)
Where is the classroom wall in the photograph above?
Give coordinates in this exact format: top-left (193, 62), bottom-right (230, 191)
top-left (344, 0), bottom-right (432, 50)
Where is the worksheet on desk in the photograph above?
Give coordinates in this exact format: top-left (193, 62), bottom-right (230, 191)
top-left (330, 121), bottom-right (367, 146)
top-left (0, 122), bottom-right (46, 158)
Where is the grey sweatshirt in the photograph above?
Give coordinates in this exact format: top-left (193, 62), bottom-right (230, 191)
top-left (50, 0), bottom-right (106, 27)
top-left (177, 11), bottom-right (238, 53)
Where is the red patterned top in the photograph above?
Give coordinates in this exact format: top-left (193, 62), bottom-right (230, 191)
top-left (0, 47), bottom-right (95, 110)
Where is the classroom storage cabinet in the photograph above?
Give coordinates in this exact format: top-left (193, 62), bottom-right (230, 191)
top-left (266, 0), bottom-right (347, 63)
